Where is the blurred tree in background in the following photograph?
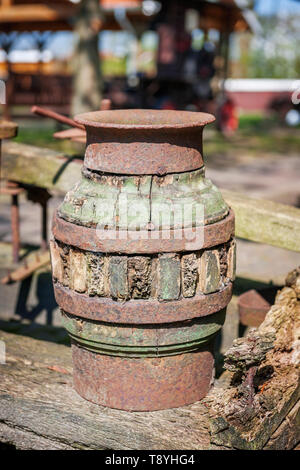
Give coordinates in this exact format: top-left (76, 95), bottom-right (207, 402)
top-left (247, 15), bottom-right (299, 78)
top-left (72, 0), bottom-right (103, 115)
top-left (232, 0), bottom-right (300, 78)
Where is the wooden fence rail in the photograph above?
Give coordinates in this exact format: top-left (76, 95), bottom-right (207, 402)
top-left (2, 141), bottom-right (300, 252)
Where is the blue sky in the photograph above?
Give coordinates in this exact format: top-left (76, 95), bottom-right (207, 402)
top-left (255, 0), bottom-right (300, 15)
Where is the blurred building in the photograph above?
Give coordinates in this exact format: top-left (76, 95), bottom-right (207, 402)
top-left (0, 0), bottom-right (259, 115)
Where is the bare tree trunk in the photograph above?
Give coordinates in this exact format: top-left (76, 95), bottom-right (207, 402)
top-left (72, 0), bottom-right (103, 116)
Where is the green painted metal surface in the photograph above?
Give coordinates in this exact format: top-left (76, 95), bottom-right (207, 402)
top-left (61, 309), bottom-right (226, 357)
top-left (59, 168), bottom-right (229, 230)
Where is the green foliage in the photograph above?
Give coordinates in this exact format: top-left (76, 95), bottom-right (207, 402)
top-left (246, 48), bottom-right (300, 79)
top-left (238, 14), bottom-right (300, 78)
top-left (101, 56), bottom-right (127, 77)
top-left (238, 113), bottom-right (276, 130)
top-left (14, 126), bottom-right (79, 154)
top-left (14, 127), bottom-right (55, 146)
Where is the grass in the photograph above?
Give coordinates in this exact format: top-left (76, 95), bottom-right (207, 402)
top-left (238, 113), bottom-right (276, 130)
top-left (14, 127), bottom-right (56, 147)
top-left (13, 123), bottom-right (83, 155)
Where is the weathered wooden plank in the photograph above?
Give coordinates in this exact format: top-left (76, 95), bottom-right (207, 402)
top-left (158, 254), bottom-right (181, 300)
top-left (1, 251), bottom-right (50, 284)
top-left (199, 250), bottom-right (220, 294)
top-left (263, 399), bottom-right (300, 450)
top-left (206, 269), bottom-right (300, 450)
top-left (181, 253), bottom-right (198, 298)
top-left (222, 189), bottom-right (300, 252)
top-left (0, 330), bottom-right (211, 450)
top-left (128, 256), bottom-right (152, 299)
top-left (0, 267), bottom-right (298, 450)
top-left (109, 257), bottom-right (129, 300)
top-left (0, 121), bottom-right (18, 140)
top-left (2, 141), bottom-right (82, 194)
top-left (2, 142), bottom-right (300, 252)
top-left (69, 249), bottom-right (87, 293)
top-left (0, 422), bottom-right (74, 450)
top-left (87, 253), bottom-right (109, 297)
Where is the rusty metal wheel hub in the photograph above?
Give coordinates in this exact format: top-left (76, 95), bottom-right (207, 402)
top-left (51, 109), bottom-right (235, 411)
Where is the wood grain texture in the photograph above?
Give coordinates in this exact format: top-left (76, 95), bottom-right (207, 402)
top-left (0, 121), bottom-right (18, 140)
top-left (222, 189), bottom-right (300, 252)
top-left (2, 141), bottom-right (82, 194)
top-left (1, 266), bottom-right (299, 450)
top-left (206, 270), bottom-right (300, 450)
top-left (0, 331), bottom-right (211, 450)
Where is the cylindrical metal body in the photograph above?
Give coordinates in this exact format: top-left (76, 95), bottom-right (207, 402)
top-left (51, 109), bottom-right (235, 411)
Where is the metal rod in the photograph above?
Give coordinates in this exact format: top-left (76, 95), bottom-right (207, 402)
top-left (31, 106), bottom-right (85, 130)
top-left (100, 99), bottom-right (111, 111)
top-left (11, 193), bottom-right (20, 264)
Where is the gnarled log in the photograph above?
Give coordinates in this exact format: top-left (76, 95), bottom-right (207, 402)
top-left (206, 267), bottom-right (300, 450)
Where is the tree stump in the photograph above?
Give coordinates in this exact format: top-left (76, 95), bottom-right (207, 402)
top-left (206, 267), bottom-right (300, 450)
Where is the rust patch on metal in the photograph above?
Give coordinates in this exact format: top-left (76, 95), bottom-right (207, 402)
top-left (72, 342), bottom-right (214, 411)
top-left (75, 109), bottom-right (215, 176)
top-left (51, 109), bottom-right (235, 411)
top-left (52, 209), bottom-right (234, 254)
top-left (83, 138), bottom-right (203, 175)
top-left (62, 308), bottom-right (225, 356)
top-left (54, 282), bottom-right (232, 324)
top-left (238, 288), bottom-right (276, 327)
